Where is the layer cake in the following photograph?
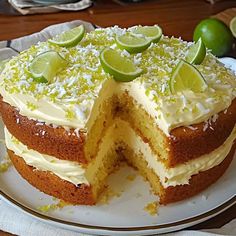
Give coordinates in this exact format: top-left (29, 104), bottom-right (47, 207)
top-left (0, 25), bottom-right (235, 205)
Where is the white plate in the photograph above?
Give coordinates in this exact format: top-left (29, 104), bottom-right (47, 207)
top-left (0, 59), bottom-right (236, 235)
top-left (0, 120), bottom-right (236, 235)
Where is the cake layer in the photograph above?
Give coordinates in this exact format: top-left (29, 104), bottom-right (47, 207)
top-left (5, 119), bottom-right (236, 188)
top-left (118, 91), bottom-right (236, 167)
top-left (7, 143), bottom-right (235, 205)
top-left (2, 96), bottom-right (236, 167)
top-left (0, 90), bottom-right (117, 163)
top-left (7, 150), bottom-right (96, 205)
top-left (0, 26), bottom-right (236, 136)
top-left (124, 142), bottom-right (235, 204)
top-left (5, 127), bottom-right (88, 186)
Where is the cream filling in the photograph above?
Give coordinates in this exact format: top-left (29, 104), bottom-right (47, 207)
top-left (115, 120), bottom-right (236, 188)
top-left (0, 78), bottom-right (234, 135)
top-left (5, 121), bottom-right (236, 188)
top-left (4, 127), bottom-right (89, 185)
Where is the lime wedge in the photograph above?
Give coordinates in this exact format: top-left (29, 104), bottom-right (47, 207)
top-left (170, 59), bottom-right (207, 93)
top-left (48, 25), bottom-right (85, 47)
top-left (29, 51), bottom-right (67, 83)
top-left (100, 48), bottom-right (142, 82)
top-left (230, 16), bottom-right (236, 38)
top-left (186, 38), bottom-right (206, 65)
top-left (116, 33), bottom-right (151, 53)
top-left (131, 25), bottom-right (162, 43)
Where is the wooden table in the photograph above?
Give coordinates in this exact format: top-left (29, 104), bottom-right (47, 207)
top-left (0, 0), bottom-right (235, 235)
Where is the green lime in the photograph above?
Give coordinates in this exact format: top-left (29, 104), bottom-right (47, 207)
top-left (116, 33), bottom-right (151, 53)
top-left (29, 51), bottom-right (67, 83)
top-left (230, 16), bottom-right (236, 38)
top-left (186, 38), bottom-right (206, 65)
top-left (193, 18), bottom-right (233, 57)
top-left (170, 59), bottom-right (207, 93)
top-left (131, 25), bottom-right (162, 43)
top-left (48, 25), bottom-right (85, 47)
top-left (100, 48), bottom-right (142, 82)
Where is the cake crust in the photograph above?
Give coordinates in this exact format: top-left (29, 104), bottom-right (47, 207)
top-left (168, 98), bottom-right (236, 167)
top-left (161, 143), bottom-right (235, 204)
top-left (8, 149), bottom-right (95, 205)
top-left (0, 97), bottom-right (87, 163)
top-left (8, 144), bottom-right (235, 205)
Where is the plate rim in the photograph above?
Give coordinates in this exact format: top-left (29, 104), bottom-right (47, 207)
top-left (0, 188), bottom-right (235, 232)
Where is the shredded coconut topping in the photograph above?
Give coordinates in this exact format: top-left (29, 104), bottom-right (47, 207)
top-left (0, 26), bottom-right (236, 129)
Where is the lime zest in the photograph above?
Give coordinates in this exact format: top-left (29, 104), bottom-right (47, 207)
top-left (170, 59), bottom-right (207, 93)
top-left (186, 38), bottom-right (206, 65)
top-left (48, 25), bottom-right (85, 47)
top-left (29, 51), bottom-right (67, 83)
top-left (100, 48), bottom-right (142, 82)
top-left (131, 25), bottom-right (162, 43)
top-left (116, 33), bottom-right (151, 54)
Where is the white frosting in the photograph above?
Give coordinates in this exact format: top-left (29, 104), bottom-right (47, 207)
top-left (0, 27), bottom-right (236, 135)
top-left (117, 82), bottom-right (233, 135)
top-left (0, 77), bottom-right (234, 135)
top-left (5, 121), bottom-right (236, 188)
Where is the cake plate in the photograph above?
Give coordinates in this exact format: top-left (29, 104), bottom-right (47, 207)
top-left (0, 59), bottom-right (236, 235)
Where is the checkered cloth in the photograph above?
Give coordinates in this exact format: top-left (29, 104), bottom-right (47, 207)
top-left (8, 0), bottom-right (92, 15)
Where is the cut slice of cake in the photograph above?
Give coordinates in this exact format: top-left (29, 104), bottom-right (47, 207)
top-left (0, 25), bottom-right (235, 205)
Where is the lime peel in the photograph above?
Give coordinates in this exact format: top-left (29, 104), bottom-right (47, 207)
top-left (100, 48), bottom-right (142, 82)
top-left (170, 59), bottom-right (207, 93)
top-left (116, 33), bottom-right (151, 54)
top-left (48, 25), bottom-right (85, 47)
top-left (29, 51), bottom-right (67, 83)
top-left (186, 38), bottom-right (206, 65)
top-left (131, 25), bottom-right (162, 43)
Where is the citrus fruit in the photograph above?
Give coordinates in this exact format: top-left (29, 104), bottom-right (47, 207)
top-left (193, 18), bottom-right (233, 57)
top-left (100, 48), bottom-right (142, 82)
top-left (131, 25), bottom-right (162, 43)
top-left (170, 59), bottom-right (207, 93)
top-left (230, 16), bottom-right (236, 38)
top-left (48, 25), bottom-right (85, 47)
top-left (29, 51), bottom-right (67, 83)
top-left (186, 37), bottom-right (206, 64)
top-left (116, 33), bottom-right (151, 53)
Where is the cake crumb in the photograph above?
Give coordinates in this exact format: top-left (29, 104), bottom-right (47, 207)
top-left (37, 200), bottom-right (70, 213)
top-left (126, 174), bottom-right (136, 181)
top-left (144, 201), bottom-right (159, 216)
top-left (98, 186), bottom-right (121, 205)
top-left (0, 155), bottom-right (12, 173)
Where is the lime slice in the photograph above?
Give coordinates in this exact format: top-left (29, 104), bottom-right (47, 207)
top-left (116, 33), bottom-right (151, 53)
top-left (29, 51), bottom-right (67, 83)
top-left (131, 25), bottom-right (162, 43)
top-left (230, 16), bottom-right (236, 38)
top-left (170, 59), bottom-right (207, 93)
top-left (100, 48), bottom-right (142, 82)
top-left (186, 38), bottom-right (206, 65)
top-left (48, 25), bottom-right (85, 47)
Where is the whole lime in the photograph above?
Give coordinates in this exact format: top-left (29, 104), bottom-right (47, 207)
top-left (193, 18), bottom-right (233, 57)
